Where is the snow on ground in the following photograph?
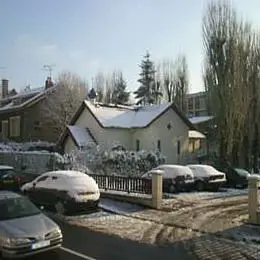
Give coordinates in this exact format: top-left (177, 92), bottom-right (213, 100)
top-left (46, 189), bottom-right (260, 258)
top-left (164, 188), bottom-right (248, 201)
top-left (99, 198), bottom-right (145, 214)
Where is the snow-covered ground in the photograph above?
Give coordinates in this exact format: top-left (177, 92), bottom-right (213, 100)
top-left (45, 189), bottom-right (260, 258)
top-left (99, 198), bottom-right (145, 214)
top-left (164, 188), bottom-right (248, 201)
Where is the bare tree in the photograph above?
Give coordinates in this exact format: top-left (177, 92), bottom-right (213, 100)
top-left (43, 71), bottom-right (87, 136)
top-left (158, 54), bottom-right (189, 112)
top-left (93, 71), bottom-right (106, 102)
top-left (202, 0), bottom-right (258, 166)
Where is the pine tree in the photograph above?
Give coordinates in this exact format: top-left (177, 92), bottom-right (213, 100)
top-left (134, 52), bottom-right (162, 105)
top-left (111, 72), bottom-right (130, 105)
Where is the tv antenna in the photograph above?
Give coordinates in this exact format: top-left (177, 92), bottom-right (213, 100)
top-left (42, 64), bottom-right (55, 78)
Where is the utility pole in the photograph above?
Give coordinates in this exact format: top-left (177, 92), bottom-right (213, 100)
top-left (43, 64), bottom-right (55, 78)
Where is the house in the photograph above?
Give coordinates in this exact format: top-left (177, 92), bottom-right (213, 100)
top-left (58, 100), bottom-right (206, 164)
top-left (185, 91), bottom-right (209, 117)
top-left (0, 78), bottom-right (59, 143)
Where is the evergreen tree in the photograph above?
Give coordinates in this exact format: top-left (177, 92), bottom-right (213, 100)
top-left (111, 72), bottom-right (130, 105)
top-left (134, 52), bottom-right (162, 105)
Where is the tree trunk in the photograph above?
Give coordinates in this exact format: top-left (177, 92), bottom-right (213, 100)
top-left (252, 123), bottom-right (259, 170)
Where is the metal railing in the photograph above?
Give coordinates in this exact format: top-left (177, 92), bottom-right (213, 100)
top-left (89, 174), bottom-right (152, 194)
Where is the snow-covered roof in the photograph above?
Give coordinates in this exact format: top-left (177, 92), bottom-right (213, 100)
top-left (188, 130), bottom-right (206, 139)
top-left (68, 125), bottom-right (96, 147)
top-left (188, 116), bottom-right (214, 125)
top-left (85, 101), bottom-right (173, 128)
top-left (0, 86), bottom-right (56, 112)
top-left (0, 165), bottom-right (14, 170)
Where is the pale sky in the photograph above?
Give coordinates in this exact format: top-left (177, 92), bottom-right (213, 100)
top-left (0, 0), bottom-right (260, 94)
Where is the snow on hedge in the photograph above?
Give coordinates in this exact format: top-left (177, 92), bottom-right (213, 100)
top-left (65, 145), bottom-right (167, 176)
top-left (0, 142), bottom-right (166, 176)
top-left (0, 141), bottom-right (56, 152)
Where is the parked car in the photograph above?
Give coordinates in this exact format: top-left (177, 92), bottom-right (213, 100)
top-left (216, 166), bottom-right (250, 189)
top-left (0, 190), bottom-right (62, 259)
top-left (20, 170), bottom-right (100, 215)
top-left (142, 164), bottom-right (194, 193)
top-left (187, 164), bottom-right (226, 191)
top-left (0, 165), bottom-right (25, 192)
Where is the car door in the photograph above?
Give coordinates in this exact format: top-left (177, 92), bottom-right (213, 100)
top-left (28, 175), bottom-right (50, 205)
top-left (42, 175), bottom-right (64, 208)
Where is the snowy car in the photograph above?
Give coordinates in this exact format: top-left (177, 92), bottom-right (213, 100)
top-left (142, 164), bottom-right (194, 193)
top-left (20, 170), bottom-right (100, 215)
top-left (0, 165), bottom-right (25, 192)
top-left (187, 164), bottom-right (226, 191)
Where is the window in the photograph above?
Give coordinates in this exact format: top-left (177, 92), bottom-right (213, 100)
top-left (195, 96), bottom-right (200, 110)
top-left (188, 98), bottom-right (193, 110)
top-left (177, 140), bottom-right (181, 155)
top-left (136, 139), bottom-right (140, 151)
top-left (9, 116), bottom-right (20, 137)
top-left (195, 111), bottom-right (200, 117)
top-left (36, 176), bottom-right (49, 183)
top-left (157, 140), bottom-right (161, 152)
top-left (2, 120), bottom-right (8, 139)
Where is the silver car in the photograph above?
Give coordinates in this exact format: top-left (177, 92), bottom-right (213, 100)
top-left (0, 191), bottom-right (62, 258)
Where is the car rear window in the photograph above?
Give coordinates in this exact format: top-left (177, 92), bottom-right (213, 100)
top-left (68, 176), bottom-right (92, 186)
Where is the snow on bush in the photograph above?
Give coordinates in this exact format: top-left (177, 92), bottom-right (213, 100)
top-left (65, 144), bottom-right (166, 176)
top-left (0, 141), bottom-right (55, 152)
top-left (0, 142), bottom-right (166, 176)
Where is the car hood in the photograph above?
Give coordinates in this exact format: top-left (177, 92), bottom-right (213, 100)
top-left (0, 213), bottom-right (58, 237)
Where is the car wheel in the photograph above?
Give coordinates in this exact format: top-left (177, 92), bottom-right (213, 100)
top-left (55, 201), bottom-right (66, 216)
top-left (196, 181), bottom-right (205, 192)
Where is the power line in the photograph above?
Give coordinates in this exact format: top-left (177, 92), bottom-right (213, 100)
top-left (42, 64), bottom-right (55, 78)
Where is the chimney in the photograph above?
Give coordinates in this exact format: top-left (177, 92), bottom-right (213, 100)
top-left (2, 79), bottom-right (9, 98)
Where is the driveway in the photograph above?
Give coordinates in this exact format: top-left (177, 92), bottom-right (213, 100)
top-left (27, 220), bottom-right (195, 260)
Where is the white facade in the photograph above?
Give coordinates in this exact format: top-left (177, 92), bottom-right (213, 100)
top-left (62, 102), bottom-right (195, 164)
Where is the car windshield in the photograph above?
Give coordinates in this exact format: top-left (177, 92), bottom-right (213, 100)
top-left (0, 169), bottom-right (15, 178)
top-left (0, 197), bottom-right (41, 221)
top-left (234, 168), bottom-right (250, 177)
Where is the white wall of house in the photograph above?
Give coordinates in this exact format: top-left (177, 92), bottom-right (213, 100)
top-left (73, 107), bottom-right (132, 149)
top-left (64, 135), bottom-right (76, 154)
top-left (63, 106), bottom-right (190, 164)
top-left (131, 108), bottom-right (189, 164)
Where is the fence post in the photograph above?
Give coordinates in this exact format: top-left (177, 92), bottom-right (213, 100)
top-left (105, 175), bottom-right (108, 191)
top-left (248, 174), bottom-right (260, 225)
top-left (151, 169), bottom-right (163, 210)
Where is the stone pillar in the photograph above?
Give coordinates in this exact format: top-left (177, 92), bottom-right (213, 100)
top-left (248, 175), bottom-right (260, 225)
top-left (151, 169), bottom-right (163, 209)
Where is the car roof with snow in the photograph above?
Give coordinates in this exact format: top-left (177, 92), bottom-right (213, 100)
top-left (157, 164), bottom-right (188, 169)
top-left (187, 164), bottom-right (215, 168)
top-left (42, 170), bottom-right (88, 178)
top-left (0, 165), bottom-right (14, 170)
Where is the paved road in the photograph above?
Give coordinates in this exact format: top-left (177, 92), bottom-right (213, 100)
top-left (27, 219), bottom-right (195, 260)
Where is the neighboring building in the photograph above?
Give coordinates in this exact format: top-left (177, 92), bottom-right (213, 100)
top-left (0, 78), bottom-right (58, 143)
top-left (185, 91), bottom-right (208, 117)
top-left (58, 100), bottom-right (206, 164)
